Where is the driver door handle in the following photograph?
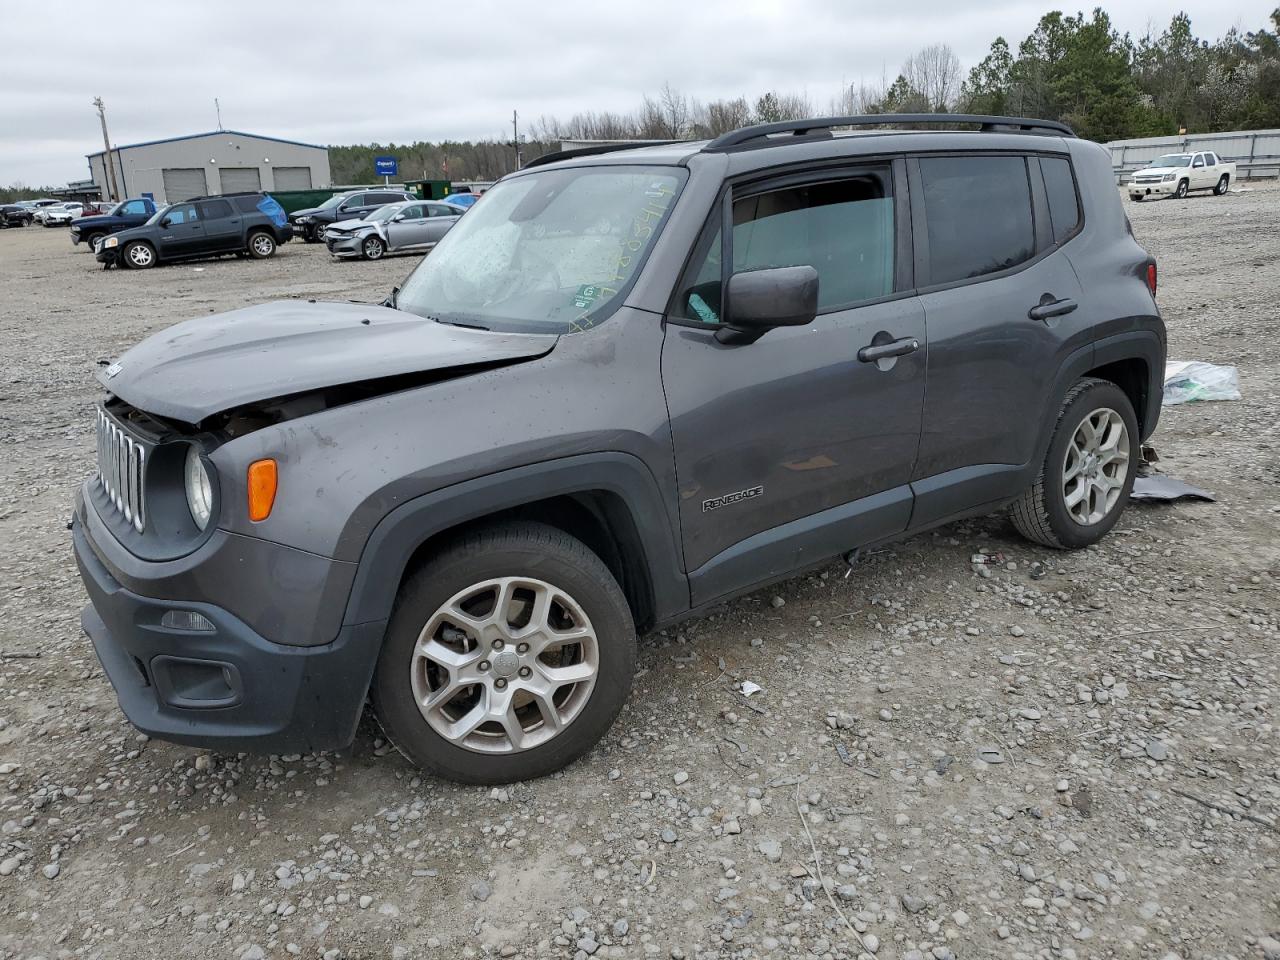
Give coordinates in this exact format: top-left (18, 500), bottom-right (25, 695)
top-left (1028, 296), bottom-right (1078, 321)
top-left (857, 337), bottom-right (920, 363)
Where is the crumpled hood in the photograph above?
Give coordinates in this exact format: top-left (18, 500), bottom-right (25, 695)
top-left (99, 300), bottom-right (558, 424)
top-left (327, 216), bottom-right (376, 232)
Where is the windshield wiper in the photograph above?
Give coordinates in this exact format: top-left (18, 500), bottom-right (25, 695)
top-left (432, 317), bottom-right (491, 331)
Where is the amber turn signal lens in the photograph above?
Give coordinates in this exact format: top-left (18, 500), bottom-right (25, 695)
top-left (247, 459), bottom-right (278, 522)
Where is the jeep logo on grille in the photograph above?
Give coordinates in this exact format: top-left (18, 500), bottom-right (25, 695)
top-left (702, 485), bottom-right (764, 512)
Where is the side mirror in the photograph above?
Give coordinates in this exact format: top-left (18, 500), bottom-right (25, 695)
top-left (391, 213), bottom-right (406, 222)
top-left (716, 265), bottom-right (820, 345)
top-left (160, 216), bottom-right (173, 228)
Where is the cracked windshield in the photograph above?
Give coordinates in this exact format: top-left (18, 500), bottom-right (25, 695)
top-left (396, 165), bottom-right (684, 333)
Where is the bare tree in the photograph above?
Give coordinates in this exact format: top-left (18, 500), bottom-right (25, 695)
top-left (901, 43), bottom-right (963, 111)
top-left (658, 82), bottom-right (691, 137)
top-left (830, 79), bottom-right (890, 115)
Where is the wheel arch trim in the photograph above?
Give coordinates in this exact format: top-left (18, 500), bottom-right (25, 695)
top-left (340, 452), bottom-right (688, 631)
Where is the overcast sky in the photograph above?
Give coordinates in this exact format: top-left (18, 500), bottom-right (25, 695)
top-left (0, 0), bottom-right (1272, 186)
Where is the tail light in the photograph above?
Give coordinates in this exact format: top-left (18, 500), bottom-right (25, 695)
top-left (1146, 262), bottom-right (1157, 297)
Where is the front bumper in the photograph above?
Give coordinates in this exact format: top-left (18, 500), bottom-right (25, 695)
top-left (1129, 180), bottom-right (1176, 197)
top-left (95, 243), bottom-right (120, 266)
top-left (325, 234), bottom-right (363, 257)
top-left (73, 500), bottom-right (382, 753)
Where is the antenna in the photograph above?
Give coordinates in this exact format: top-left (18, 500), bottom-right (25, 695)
top-left (215, 98), bottom-right (223, 131)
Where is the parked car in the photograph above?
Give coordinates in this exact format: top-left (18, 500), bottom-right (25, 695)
top-left (0, 204), bottom-right (33, 227)
top-left (324, 200), bottom-right (460, 260)
top-left (73, 114), bottom-right (1163, 784)
top-left (1128, 151), bottom-right (1236, 200)
top-left (290, 189), bottom-right (415, 242)
top-left (43, 202), bottom-right (87, 226)
top-left (96, 193), bottom-right (292, 268)
top-left (440, 193), bottom-right (479, 211)
top-left (70, 197), bottom-right (159, 248)
top-left (34, 202), bottom-right (78, 225)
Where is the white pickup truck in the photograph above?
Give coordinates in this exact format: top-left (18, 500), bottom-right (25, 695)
top-left (1128, 151), bottom-right (1236, 201)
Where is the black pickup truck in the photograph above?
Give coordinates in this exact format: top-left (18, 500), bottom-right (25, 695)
top-left (70, 198), bottom-right (158, 248)
top-left (96, 193), bottom-right (293, 268)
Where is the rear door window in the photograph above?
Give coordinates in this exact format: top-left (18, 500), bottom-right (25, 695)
top-left (918, 156), bottom-right (1035, 285)
top-left (1039, 157), bottom-right (1081, 244)
top-left (198, 199), bottom-right (233, 220)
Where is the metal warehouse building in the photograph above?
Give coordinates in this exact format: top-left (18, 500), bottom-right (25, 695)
top-left (87, 130), bottom-right (331, 204)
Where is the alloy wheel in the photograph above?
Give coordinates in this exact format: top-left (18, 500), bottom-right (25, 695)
top-left (1063, 407), bottom-right (1129, 526)
top-left (252, 234), bottom-right (274, 256)
top-left (127, 244), bottom-right (153, 267)
top-left (410, 577), bottom-right (599, 754)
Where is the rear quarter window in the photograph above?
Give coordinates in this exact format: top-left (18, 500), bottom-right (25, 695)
top-left (233, 195), bottom-right (262, 213)
top-left (919, 155), bottom-right (1035, 285)
top-left (1040, 157), bottom-right (1081, 244)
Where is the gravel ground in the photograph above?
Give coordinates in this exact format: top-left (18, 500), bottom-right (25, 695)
top-left (0, 187), bottom-right (1277, 960)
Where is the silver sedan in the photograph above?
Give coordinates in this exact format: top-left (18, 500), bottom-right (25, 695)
top-left (323, 201), bottom-right (460, 261)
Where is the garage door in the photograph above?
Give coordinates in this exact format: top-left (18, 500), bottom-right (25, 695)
top-left (161, 168), bottom-right (209, 202)
top-left (219, 167), bottom-right (262, 193)
top-left (273, 166), bottom-right (313, 191)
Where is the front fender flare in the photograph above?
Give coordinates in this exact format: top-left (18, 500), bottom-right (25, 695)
top-left (341, 452), bottom-right (689, 630)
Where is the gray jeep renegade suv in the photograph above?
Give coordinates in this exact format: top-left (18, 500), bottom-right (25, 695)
top-left (73, 114), bottom-right (1164, 784)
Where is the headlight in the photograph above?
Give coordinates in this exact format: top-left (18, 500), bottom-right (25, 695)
top-left (104, 236), bottom-right (119, 248)
top-left (1163, 173), bottom-right (1175, 182)
top-left (295, 216), bottom-right (311, 224)
top-left (184, 446), bottom-right (213, 530)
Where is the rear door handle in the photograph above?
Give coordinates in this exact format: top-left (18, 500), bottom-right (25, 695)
top-left (858, 336), bottom-right (920, 364)
top-left (1028, 296), bottom-right (1078, 321)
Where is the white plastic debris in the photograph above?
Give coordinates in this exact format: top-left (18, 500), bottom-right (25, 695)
top-left (1163, 361), bottom-right (1240, 405)
top-left (739, 680), bottom-right (763, 697)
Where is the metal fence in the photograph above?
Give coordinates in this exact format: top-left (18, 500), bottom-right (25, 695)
top-left (1107, 129), bottom-right (1280, 182)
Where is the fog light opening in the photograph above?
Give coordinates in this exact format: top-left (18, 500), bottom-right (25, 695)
top-left (160, 609), bottom-right (216, 632)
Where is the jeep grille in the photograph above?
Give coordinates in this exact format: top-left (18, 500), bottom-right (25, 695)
top-left (96, 408), bottom-right (146, 532)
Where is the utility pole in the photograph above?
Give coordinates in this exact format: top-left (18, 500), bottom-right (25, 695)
top-left (92, 97), bottom-right (120, 202)
top-left (512, 109), bottom-right (522, 171)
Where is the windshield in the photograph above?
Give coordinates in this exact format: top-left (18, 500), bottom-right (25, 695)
top-left (396, 165), bottom-right (685, 334)
top-left (318, 194), bottom-right (349, 210)
top-left (1154, 155), bottom-right (1192, 167)
top-left (366, 203), bottom-right (404, 223)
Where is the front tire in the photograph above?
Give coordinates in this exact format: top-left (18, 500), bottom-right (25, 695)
top-left (83, 231), bottom-right (105, 248)
top-left (1010, 378), bottom-right (1139, 549)
top-left (122, 241), bottom-right (156, 269)
top-left (361, 235), bottom-right (386, 260)
top-left (247, 231), bottom-right (276, 259)
top-left (1174, 179), bottom-right (1189, 199)
top-left (1214, 174), bottom-right (1230, 196)
top-left (371, 522), bottom-right (636, 784)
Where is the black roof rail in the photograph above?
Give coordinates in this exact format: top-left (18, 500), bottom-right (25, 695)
top-left (186, 191), bottom-right (268, 202)
top-left (704, 113), bottom-right (1076, 151)
top-left (523, 140), bottom-right (684, 169)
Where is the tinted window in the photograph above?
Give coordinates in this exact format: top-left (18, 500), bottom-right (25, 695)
top-left (368, 193), bottom-right (400, 205)
top-left (1204, 152), bottom-right (1217, 166)
top-left (676, 168), bottom-right (895, 322)
top-left (121, 200), bottom-right (147, 215)
top-left (340, 194), bottom-right (365, 209)
top-left (164, 203), bottom-right (200, 224)
top-left (1040, 157), bottom-right (1080, 244)
top-left (233, 195), bottom-right (262, 213)
top-left (919, 156), bottom-right (1034, 284)
top-left (198, 199), bottom-right (233, 220)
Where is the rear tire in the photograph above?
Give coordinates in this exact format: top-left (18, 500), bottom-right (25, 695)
top-left (1214, 174), bottom-right (1230, 196)
top-left (371, 521), bottom-right (636, 784)
top-left (122, 241), bottom-right (156, 269)
top-left (1010, 377), bottom-right (1139, 550)
top-left (247, 231), bottom-right (276, 259)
